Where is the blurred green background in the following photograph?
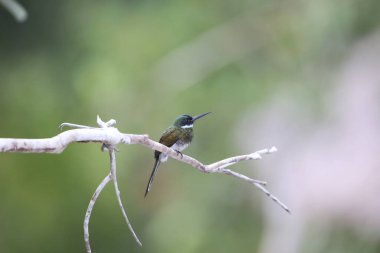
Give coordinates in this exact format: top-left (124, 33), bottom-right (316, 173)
top-left (1, 0), bottom-right (380, 252)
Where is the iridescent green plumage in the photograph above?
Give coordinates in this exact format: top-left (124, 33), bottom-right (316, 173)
top-left (154, 126), bottom-right (193, 159)
top-left (144, 112), bottom-right (210, 197)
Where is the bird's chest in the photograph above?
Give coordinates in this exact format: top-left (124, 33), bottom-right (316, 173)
top-left (170, 130), bottom-right (193, 151)
top-left (159, 137), bottom-right (191, 162)
top-left (171, 141), bottom-right (189, 152)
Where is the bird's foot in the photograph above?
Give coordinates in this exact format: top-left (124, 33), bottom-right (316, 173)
top-left (174, 150), bottom-right (183, 158)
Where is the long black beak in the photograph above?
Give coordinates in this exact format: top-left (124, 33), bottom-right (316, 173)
top-left (192, 112), bottom-right (211, 122)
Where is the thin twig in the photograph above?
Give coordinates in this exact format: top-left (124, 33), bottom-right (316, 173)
top-left (109, 148), bottom-right (142, 246)
top-left (84, 173), bottom-right (112, 253)
top-left (60, 123), bottom-right (94, 130)
top-left (221, 168), bottom-right (291, 213)
top-left (221, 169), bottom-right (267, 185)
top-left (251, 181), bottom-right (292, 214)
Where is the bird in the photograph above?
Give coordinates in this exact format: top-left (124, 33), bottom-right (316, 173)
top-left (144, 112), bottom-right (211, 197)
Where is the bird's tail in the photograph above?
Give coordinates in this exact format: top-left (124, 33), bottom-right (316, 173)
top-left (144, 159), bottom-right (161, 197)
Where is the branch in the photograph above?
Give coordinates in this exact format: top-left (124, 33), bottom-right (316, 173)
top-left (83, 147), bottom-right (142, 253)
top-left (130, 136), bottom-right (290, 213)
top-left (108, 147), bottom-right (142, 246)
top-left (84, 173), bottom-right (112, 253)
top-left (0, 116), bottom-right (291, 251)
top-left (0, 0), bottom-right (27, 22)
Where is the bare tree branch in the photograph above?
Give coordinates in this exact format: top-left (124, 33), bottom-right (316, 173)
top-left (0, 116), bottom-right (291, 251)
top-left (0, 0), bottom-right (27, 22)
top-left (84, 173), bottom-right (112, 253)
top-left (108, 147), bottom-right (142, 246)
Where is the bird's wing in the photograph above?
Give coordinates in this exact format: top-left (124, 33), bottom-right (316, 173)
top-left (159, 127), bottom-right (180, 147)
top-left (154, 127), bottom-right (179, 158)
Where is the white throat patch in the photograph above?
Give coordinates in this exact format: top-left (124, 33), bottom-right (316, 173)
top-left (181, 124), bottom-right (193, 129)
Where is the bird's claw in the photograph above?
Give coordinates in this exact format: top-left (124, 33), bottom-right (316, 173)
top-left (174, 150), bottom-right (183, 158)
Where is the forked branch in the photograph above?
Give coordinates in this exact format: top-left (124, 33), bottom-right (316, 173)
top-left (0, 116), bottom-right (291, 252)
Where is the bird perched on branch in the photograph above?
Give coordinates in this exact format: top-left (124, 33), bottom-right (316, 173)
top-left (145, 112), bottom-right (211, 197)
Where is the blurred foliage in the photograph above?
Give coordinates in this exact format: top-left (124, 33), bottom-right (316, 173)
top-left (1, 0), bottom-right (380, 252)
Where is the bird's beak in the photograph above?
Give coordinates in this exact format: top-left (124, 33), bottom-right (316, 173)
top-left (192, 112), bottom-right (211, 122)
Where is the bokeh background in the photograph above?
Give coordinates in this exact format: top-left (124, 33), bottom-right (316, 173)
top-left (1, 0), bottom-right (380, 252)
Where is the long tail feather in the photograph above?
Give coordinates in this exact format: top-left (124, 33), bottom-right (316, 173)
top-left (144, 159), bottom-right (161, 197)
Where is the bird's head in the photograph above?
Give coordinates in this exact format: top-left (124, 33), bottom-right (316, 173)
top-left (173, 112), bottom-right (211, 128)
